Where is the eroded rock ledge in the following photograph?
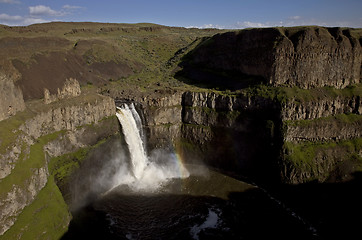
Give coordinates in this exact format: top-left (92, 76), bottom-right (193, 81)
top-left (184, 26), bottom-right (361, 89)
top-left (0, 94), bottom-right (117, 236)
top-left (133, 88), bottom-right (361, 185)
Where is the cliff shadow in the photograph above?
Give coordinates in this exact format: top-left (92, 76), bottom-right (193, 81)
top-left (174, 37), bottom-right (267, 91)
top-left (269, 171), bottom-right (362, 240)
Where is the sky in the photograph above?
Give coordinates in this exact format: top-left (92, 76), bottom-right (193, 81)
top-left (0, 0), bottom-right (361, 28)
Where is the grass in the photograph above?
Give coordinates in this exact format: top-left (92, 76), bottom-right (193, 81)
top-left (283, 138), bottom-right (362, 169)
top-left (0, 108), bottom-right (35, 154)
top-left (0, 131), bottom-right (62, 197)
top-left (0, 118), bottom-right (118, 239)
top-left (0, 178), bottom-right (70, 240)
top-left (48, 137), bottom-right (109, 202)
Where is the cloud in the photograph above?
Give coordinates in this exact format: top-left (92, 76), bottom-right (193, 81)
top-left (0, 4), bottom-right (85, 26)
top-left (0, 0), bottom-right (20, 4)
top-left (186, 23), bottom-right (224, 29)
top-left (29, 5), bottom-right (63, 16)
top-left (288, 16), bottom-right (301, 20)
top-left (0, 13), bottom-right (22, 21)
top-left (22, 17), bottom-right (47, 25)
top-left (0, 13), bottom-right (46, 25)
top-left (62, 5), bottom-right (84, 10)
top-left (235, 21), bottom-right (272, 28)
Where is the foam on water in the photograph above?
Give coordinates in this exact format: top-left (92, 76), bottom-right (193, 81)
top-left (190, 208), bottom-right (221, 240)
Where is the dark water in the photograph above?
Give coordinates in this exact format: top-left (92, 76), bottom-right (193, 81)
top-left (62, 166), bottom-right (318, 240)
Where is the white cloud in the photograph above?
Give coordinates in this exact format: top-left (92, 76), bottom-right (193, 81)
top-left (0, 13), bottom-right (22, 21)
top-left (0, 0), bottom-right (20, 4)
top-left (186, 23), bottom-right (225, 29)
top-left (22, 17), bottom-right (47, 25)
top-left (29, 5), bottom-right (63, 16)
top-left (235, 21), bottom-right (272, 28)
top-left (62, 5), bottom-right (84, 10)
top-left (0, 13), bottom-right (46, 25)
top-left (288, 16), bottom-right (301, 20)
top-left (0, 4), bottom-right (85, 26)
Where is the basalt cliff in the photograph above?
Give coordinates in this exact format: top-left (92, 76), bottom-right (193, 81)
top-left (0, 23), bottom-right (361, 239)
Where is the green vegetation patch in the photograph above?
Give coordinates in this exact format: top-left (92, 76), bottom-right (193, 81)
top-left (283, 138), bottom-right (362, 181)
top-left (0, 121), bottom-right (118, 239)
top-left (0, 108), bottom-right (35, 154)
top-left (0, 178), bottom-right (70, 240)
top-left (284, 138), bottom-right (362, 166)
top-left (48, 137), bottom-right (109, 202)
top-left (0, 131), bottom-right (62, 197)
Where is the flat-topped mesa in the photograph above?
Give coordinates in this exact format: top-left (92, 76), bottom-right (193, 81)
top-left (44, 78), bottom-right (81, 104)
top-left (187, 26), bottom-right (361, 89)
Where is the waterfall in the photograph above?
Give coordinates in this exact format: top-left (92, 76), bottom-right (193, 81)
top-left (115, 102), bottom-right (189, 191)
top-left (116, 103), bottom-right (148, 179)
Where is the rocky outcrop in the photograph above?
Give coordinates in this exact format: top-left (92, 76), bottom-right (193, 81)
top-left (0, 73), bottom-right (25, 121)
top-left (182, 91), bottom-right (278, 111)
top-left (271, 27), bottom-right (361, 88)
top-left (0, 161), bottom-right (49, 235)
top-left (0, 94), bottom-right (117, 235)
top-left (44, 78), bottom-right (81, 104)
top-left (184, 27), bottom-right (361, 89)
top-left (284, 115), bottom-right (362, 143)
top-left (280, 138), bottom-right (361, 184)
top-left (141, 89), bottom-right (361, 184)
top-left (21, 95), bottom-right (114, 140)
top-left (0, 94), bottom-right (114, 180)
top-left (281, 96), bottom-right (361, 120)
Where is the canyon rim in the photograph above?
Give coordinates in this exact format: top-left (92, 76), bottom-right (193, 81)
top-left (0, 22), bottom-right (361, 239)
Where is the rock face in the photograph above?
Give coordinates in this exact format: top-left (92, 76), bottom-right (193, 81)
top-left (20, 95), bottom-right (115, 139)
top-left (182, 93), bottom-right (361, 184)
top-left (44, 78), bottom-right (81, 104)
top-left (185, 27), bottom-right (361, 89)
top-left (0, 25), bottom-right (361, 238)
top-left (130, 81), bottom-right (360, 184)
top-left (131, 91), bottom-right (278, 180)
top-left (172, 26), bottom-right (362, 184)
top-left (0, 94), bottom-right (117, 235)
top-left (281, 95), bottom-right (361, 121)
top-left (0, 73), bottom-right (25, 121)
top-left (284, 117), bottom-right (362, 143)
top-left (271, 27), bottom-right (361, 88)
top-left (0, 162), bottom-right (49, 235)
top-left (0, 94), bottom-right (115, 180)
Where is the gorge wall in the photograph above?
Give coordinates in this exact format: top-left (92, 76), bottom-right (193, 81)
top-left (183, 26), bottom-right (361, 89)
top-left (0, 93), bottom-right (117, 238)
top-left (136, 87), bottom-right (361, 185)
top-left (140, 26), bottom-right (362, 185)
top-left (0, 24), bottom-right (361, 239)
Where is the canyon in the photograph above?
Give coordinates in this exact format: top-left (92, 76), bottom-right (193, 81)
top-left (0, 23), bottom-right (361, 239)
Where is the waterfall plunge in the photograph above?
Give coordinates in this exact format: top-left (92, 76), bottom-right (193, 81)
top-left (116, 104), bottom-right (148, 179)
top-left (115, 103), bottom-right (189, 191)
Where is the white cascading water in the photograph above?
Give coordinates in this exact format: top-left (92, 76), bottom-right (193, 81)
top-left (116, 104), bottom-right (148, 179)
top-left (115, 103), bottom-right (189, 191)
